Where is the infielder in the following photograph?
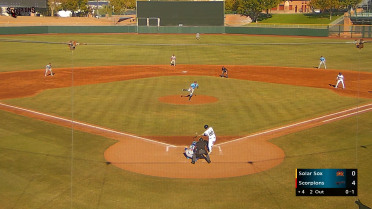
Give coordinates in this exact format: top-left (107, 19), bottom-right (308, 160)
top-left (220, 66), bottom-right (228, 78)
top-left (170, 54), bottom-right (176, 66)
top-left (201, 125), bottom-right (216, 154)
top-left (335, 72), bottom-right (345, 89)
top-left (182, 81), bottom-right (199, 101)
top-left (318, 56), bottom-right (326, 69)
top-left (44, 63), bottom-right (54, 76)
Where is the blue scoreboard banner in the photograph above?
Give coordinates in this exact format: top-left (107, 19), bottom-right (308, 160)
top-left (296, 169), bottom-right (357, 196)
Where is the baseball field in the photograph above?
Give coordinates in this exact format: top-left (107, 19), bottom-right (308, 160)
top-left (0, 33), bottom-right (371, 209)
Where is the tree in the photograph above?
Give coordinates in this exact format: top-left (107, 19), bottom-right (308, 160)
top-left (237, 0), bottom-right (269, 22)
top-left (225, 0), bottom-right (239, 13)
top-left (261, 0), bottom-right (282, 14)
top-left (339, 0), bottom-right (362, 12)
top-left (110, 0), bottom-right (136, 15)
top-left (48, 0), bottom-right (62, 16)
top-left (60, 0), bottom-right (88, 14)
top-left (309, 0), bottom-right (340, 20)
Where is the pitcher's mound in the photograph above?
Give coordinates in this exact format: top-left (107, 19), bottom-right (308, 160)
top-left (159, 95), bottom-right (218, 105)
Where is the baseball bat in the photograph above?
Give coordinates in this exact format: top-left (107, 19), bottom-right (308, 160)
top-left (193, 133), bottom-right (198, 139)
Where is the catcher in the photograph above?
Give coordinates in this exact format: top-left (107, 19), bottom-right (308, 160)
top-left (184, 141), bottom-right (197, 159)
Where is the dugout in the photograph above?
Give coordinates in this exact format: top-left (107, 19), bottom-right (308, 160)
top-left (136, 1), bottom-right (224, 27)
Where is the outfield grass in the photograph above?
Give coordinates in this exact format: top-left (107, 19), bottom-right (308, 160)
top-left (0, 34), bottom-right (371, 72)
top-left (258, 13), bottom-right (343, 24)
top-left (1, 107), bottom-right (370, 209)
top-left (3, 76), bottom-right (369, 136)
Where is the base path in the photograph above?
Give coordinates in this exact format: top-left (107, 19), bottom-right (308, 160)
top-left (1, 65), bottom-right (371, 100)
top-left (0, 65), bottom-right (371, 178)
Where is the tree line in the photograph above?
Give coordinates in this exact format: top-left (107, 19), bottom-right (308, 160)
top-left (47, 0), bottom-right (362, 20)
top-left (48, 0), bottom-right (135, 16)
top-left (225, 0), bottom-right (362, 22)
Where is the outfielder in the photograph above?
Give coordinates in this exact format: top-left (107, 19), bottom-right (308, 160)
top-left (182, 81), bottom-right (199, 101)
top-left (335, 72), bottom-right (345, 89)
top-left (196, 33), bottom-right (200, 40)
top-left (44, 63), bottom-right (54, 76)
top-left (318, 56), bottom-right (326, 69)
top-left (170, 54), bottom-right (176, 66)
top-left (68, 40), bottom-right (78, 50)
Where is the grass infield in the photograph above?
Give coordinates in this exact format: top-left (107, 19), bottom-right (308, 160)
top-left (3, 76), bottom-right (369, 136)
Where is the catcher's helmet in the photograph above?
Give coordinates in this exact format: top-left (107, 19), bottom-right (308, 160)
top-left (204, 125), bottom-right (209, 129)
top-left (185, 148), bottom-right (194, 158)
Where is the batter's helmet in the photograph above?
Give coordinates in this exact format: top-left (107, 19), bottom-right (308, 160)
top-left (204, 125), bottom-right (209, 129)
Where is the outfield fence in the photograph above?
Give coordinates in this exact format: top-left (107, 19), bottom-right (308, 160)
top-left (329, 24), bottom-right (372, 38)
top-left (0, 25), bottom-right (371, 37)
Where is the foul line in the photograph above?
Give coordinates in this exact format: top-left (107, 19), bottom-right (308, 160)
top-left (0, 102), bottom-right (176, 148)
top-left (217, 103), bottom-right (372, 146)
top-left (322, 107), bottom-right (372, 123)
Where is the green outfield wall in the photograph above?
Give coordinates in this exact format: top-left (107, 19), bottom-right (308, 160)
top-left (0, 25), bottom-right (331, 37)
top-left (225, 27), bottom-right (330, 37)
top-left (136, 1), bottom-right (224, 26)
top-left (137, 26), bottom-right (225, 34)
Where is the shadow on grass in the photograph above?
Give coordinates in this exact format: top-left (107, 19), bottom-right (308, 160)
top-left (257, 13), bottom-right (272, 21)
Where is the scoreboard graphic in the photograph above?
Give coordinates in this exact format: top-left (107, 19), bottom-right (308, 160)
top-left (296, 169), bottom-right (357, 196)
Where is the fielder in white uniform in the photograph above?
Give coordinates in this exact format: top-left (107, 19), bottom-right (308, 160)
top-left (45, 63), bottom-right (53, 76)
top-left (202, 125), bottom-right (216, 153)
top-left (318, 56), bottom-right (326, 69)
top-left (170, 54), bottom-right (176, 66)
top-left (335, 72), bottom-right (345, 89)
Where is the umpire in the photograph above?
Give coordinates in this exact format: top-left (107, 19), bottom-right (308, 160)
top-left (192, 138), bottom-right (211, 164)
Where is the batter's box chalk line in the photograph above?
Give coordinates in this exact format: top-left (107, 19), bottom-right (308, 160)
top-left (217, 145), bottom-right (223, 155)
top-left (166, 146), bottom-right (181, 152)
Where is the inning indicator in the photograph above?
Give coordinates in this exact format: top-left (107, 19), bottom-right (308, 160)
top-left (296, 169), bottom-right (357, 196)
